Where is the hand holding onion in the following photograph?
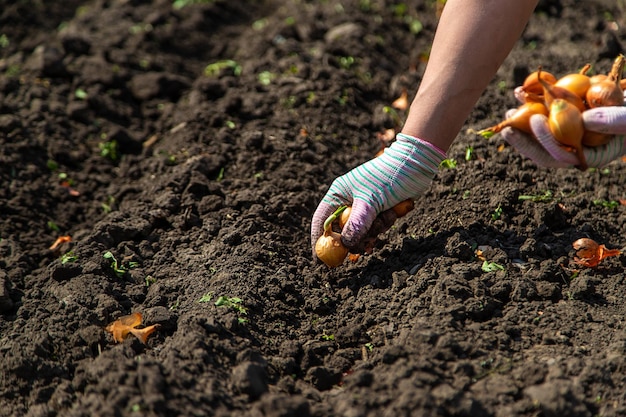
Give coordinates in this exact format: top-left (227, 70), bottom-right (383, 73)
top-left (315, 199), bottom-right (415, 268)
top-left (479, 54), bottom-right (626, 170)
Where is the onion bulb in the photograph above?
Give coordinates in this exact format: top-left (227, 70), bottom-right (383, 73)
top-left (538, 67), bottom-right (586, 112)
top-left (582, 129), bottom-right (612, 147)
top-left (392, 199), bottom-right (414, 217)
top-left (586, 54), bottom-right (625, 108)
top-left (522, 69), bottom-right (557, 95)
top-left (554, 72), bottom-right (591, 99)
top-left (478, 102), bottom-right (548, 137)
top-left (315, 229), bottom-right (349, 268)
top-left (548, 98), bottom-right (587, 170)
top-left (315, 206), bottom-right (349, 268)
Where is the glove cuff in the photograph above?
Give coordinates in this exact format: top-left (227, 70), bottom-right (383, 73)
top-left (396, 133), bottom-right (447, 161)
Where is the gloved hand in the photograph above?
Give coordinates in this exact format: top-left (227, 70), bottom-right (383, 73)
top-left (310, 133), bottom-right (446, 259)
top-left (501, 106), bottom-right (626, 168)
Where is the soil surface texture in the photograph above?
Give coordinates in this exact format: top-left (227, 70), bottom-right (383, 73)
top-left (2, 0), bottom-right (626, 416)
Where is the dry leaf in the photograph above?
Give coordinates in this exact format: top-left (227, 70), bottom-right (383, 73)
top-left (392, 89), bottom-right (409, 110)
top-left (49, 235), bottom-right (71, 250)
top-left (105, 312), bottom-right (159, 344)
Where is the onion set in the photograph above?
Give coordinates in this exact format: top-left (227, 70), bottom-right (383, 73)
top-left (315, 206), bottom-right (349, 268)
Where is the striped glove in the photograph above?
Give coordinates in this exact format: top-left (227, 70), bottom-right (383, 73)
top-left (501, 107), bottom-right (626, 168)
top-left (311, 133), bottom-right (446, 258)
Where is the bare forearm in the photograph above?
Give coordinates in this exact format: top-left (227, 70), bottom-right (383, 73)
top-left (402, 0), bottom-right (539, 151)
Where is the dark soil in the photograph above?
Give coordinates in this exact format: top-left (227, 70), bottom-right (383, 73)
top-left (2, 0), bottom-right (626, 416)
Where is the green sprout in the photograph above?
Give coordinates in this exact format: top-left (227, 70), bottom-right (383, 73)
top-left (61, 251), bottom-right (78, 264)
top-left (145, 275), bottom-right (157, 287)
top-left (99, 140), bottom-right (119, 161)
top-left (592, 199), bottom-right (619, 210)
top-left (481, 260), bottom-right (505, 272)
top-left (74, 88), bottom-right (88, 100)
top-left (47, 160), bottom-right (59, 171)
top-left (491, 204), bottom-right (503, 220)
top-left (382, 105), bottom-right (403, 127)
top-left (439, 158), bottom-right (457, 169)
top-left (465, 146), bottom-right (474, 161)
top-left (518, 190), bottom-right (553, 203)
top-left (0, 34), bottom-right (9, 48)
top-left (258, 71), bottom-right (275, 86)
top-left (321, 332), bottom-right (335, 341)
top-left (215, 296), bottom-right (248, 316)
top-left (204, 60), bottom-right (242, 77)
top-left (198, 292), bottom-right (214, 303)
top-left (172, 0), bottom-right (213, 9)
top-left (103, 251), bottom-right (136, 278)
top-left (47, 221), bottom-right (60, 232)
top-left (339, 56), bottom-right (355, 70)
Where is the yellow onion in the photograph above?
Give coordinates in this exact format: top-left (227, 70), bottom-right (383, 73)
top-left (316, 206), bottom-right (349, 268)
top-left (538, 67), bottom-right (586, 112)
top-left (554, 72), bottom-right (591, 99)
top-left (582, 130), bottom-right (612, 147)
top-left (522, 69), bottom-right (557, 95)
top-left (315, 229), bottom-right (348, 268)
top-left (548, 98), bottom-right (587, 169)
top-left (392, 199), bottom-right (415, 217)
top-left (586, 54), bottom-right (625, 108)
top-left (478, 102), bottom-right (548, 137)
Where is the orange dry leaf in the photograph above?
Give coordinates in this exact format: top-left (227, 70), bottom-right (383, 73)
top-left (392, 89), bottom-right (409, 110)
top-left (105, 312), bottom-right (160, 344)
top-left (572, 238), bottom-right (621, 268)
top-left (49, 235), bottom-right (71, 250)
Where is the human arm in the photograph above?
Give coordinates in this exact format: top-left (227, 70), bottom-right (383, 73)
top-left (311, 0), bottom-right (540, 259)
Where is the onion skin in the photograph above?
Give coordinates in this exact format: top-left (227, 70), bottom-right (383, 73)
top-left (572, 237), bottom-right (621, 268)
top-left (548, 98), bottom-right (587, 170)
top-left (315, 230), bottom-right (348, 268)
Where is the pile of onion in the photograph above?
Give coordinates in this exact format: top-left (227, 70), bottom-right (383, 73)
top-left (478, 54), bottom-right (626, 170)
